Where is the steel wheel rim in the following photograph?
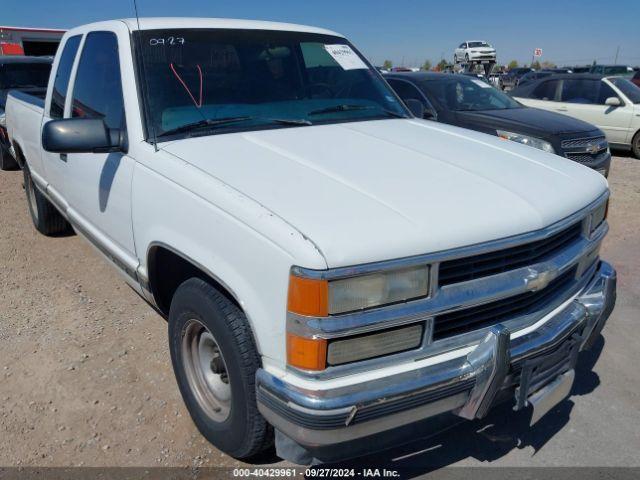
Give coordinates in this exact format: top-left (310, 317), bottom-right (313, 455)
top-left (26, 173), bottom-right (38, 223)
top-left (182, 319), bottom-right (232, 422)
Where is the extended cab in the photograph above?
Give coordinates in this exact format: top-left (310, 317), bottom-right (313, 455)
top-left (5, 18), bottom-right (616, 463)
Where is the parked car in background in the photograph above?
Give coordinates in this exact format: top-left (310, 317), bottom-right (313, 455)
top-left (454, 40), bottom-right (496, 64)
top-left (631, 71), bottom-right (640, 87)
top-left (0, 56), bottom-right (52, 170)
top-left (517, 70), bottom-right (554, 87)
top-left (500, 67), bottom-right (533, 90)
top-left (461, 71), bottom-right (491, 84)
top-left (385, 72), bottom-right (612, 175)
top-left (6, 18), bottom-right (616, 464)
top-left (512, 74), bottom-right (640, 157)
top-left (572, 66), bottom-right (592, 73)
top-left (589, 65), bottom-right (634, 77)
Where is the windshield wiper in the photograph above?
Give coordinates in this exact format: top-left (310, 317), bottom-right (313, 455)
top-left (156, 116), bottom-right (254, 138)
top-left (268, 118), bottom-right (313, 126)
top-left (307, 104), bottom-right (407, 119)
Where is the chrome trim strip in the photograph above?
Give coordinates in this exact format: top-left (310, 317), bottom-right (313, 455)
top-left (291, 191), bottom-right (608, 281)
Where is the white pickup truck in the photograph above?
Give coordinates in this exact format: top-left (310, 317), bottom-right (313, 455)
top-left (5, 18), bottom-right (616, 464)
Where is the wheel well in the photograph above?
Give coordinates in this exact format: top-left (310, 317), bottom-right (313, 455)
top-left (12, 142), bottom-right (25, 168)
top-left (147, 246), bottom-right (240, 316)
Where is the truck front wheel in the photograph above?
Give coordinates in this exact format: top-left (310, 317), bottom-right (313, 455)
top-left (23, 164), bottom-right (71, 236)
top-left (168, 278), bottom-right (273, 459)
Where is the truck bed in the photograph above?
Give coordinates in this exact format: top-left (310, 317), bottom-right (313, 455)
top-left (5, 89), bottom-right (45, 171)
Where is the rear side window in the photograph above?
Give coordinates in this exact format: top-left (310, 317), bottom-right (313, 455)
top-left (71, 31), bottom-right (124, 130)
top-left (532, 80), bottom-right (559, 101)
top-left (560, 79), bottom-right (599, 104)
top-left (49, 35), bottom-right (81, 119)
top-left (387, 79), bottom-right (423, 103)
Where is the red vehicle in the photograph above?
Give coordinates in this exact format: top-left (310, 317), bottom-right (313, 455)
top-left (0, 26), bottom-right (65, 57)
top-left (632, 71), bottom-right (640, 88)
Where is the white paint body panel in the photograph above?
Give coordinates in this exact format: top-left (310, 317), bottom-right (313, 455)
top-left (515, 77), bottom-right (640, 147)
top-left (162, 118), bottom-right (607, 268)
top-left (6, 18), bottom-right (608, 371)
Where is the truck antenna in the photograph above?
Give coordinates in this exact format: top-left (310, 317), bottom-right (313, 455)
top-left (132, 0), bottom-right (159, 151)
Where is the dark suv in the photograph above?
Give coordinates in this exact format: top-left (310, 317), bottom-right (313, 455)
top-left (385, 72), bottom-right (611, 176)
top-left (0, 56), bottom-right (52, 170)
top-left (499, 67), bottom-right (533, 90)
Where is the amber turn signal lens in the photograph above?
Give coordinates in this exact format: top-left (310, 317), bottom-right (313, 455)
top-left (286, 333), bottom-right (327, 370)
top-left (287, 274), bottom-right (329, 317)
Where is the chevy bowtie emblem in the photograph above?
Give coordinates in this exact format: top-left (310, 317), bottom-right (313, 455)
top-left (524, 268), bottom-right (556, 292)
top-left (586, 143), bottom-right (600, 154)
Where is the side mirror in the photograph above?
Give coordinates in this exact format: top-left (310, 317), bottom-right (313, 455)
top-left (42, 118), bottom-right (127, 154)
top-left (422, 109), bottom-right (436, 120)
top-left (404, 98), bottom-right (425, 119)
top-left (605, 97), bottom-right (622, 107)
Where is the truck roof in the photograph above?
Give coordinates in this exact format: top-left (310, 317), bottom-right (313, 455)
top-left (67, 17), bottom-right (343, 38)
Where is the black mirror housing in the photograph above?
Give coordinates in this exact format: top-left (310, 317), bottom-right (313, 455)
top-left (404, 98), bottom-right (425, 119)
top-left (422, 109), bottom-right (436, 120)
top-left (42, 118), bottom-right (126, 154)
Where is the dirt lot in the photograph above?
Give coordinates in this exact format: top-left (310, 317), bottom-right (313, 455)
top-left (1, 155), bottom-right (639, 470)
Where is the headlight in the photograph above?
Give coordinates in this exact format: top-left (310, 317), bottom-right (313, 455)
top-left (328, 265), bottom-right (429, 315)
top-left (287, 265), bottom-right (430, 318)
top-left (497, 130), bottom-right (555, 154)
top-left (286, 265), bottom-right (430, 370)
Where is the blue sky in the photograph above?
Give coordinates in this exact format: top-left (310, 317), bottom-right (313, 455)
top-left (3, 0), bottom-right (639, 67)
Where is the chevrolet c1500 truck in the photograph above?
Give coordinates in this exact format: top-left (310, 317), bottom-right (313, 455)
top-left (5, 18), bottom-right (616, 464)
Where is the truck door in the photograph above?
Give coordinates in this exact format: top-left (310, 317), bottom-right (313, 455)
top-left (40, 34), bottom-right (82, 194)
top-left (56, 31), bottom-right (138, 274)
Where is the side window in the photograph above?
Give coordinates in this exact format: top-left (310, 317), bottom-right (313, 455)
top-left (49, 35), bottom-right (81, 119)
top-left (597, 82), bottom-right (618, 104)
top-left (532, 80), bottom-right (559, 101)
top-left (560, 79), bottom-right (598, 104)
top-left (71, 31), bottom-right (124, 130)
top-left (387, 79), bottom-right (423, 103)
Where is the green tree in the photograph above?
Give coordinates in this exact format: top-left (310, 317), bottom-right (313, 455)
top-left (541, 60), bottom-right (557, 69)
top-left (507, 60), bottom-right (519, 70)
top-left (531, 60), bottom-right (541, 70)
top-left (421, 59), bottom-right (432, 71)
top-left (436, 59), bottom-right (448, 71)
top-left (382, 60), bottom-right (393, 70)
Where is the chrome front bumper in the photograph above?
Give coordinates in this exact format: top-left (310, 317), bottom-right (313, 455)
top-left (256, 261), bottom-right (616, 448)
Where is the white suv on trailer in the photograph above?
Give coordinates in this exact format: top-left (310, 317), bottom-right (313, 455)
top-left (454, 40), bottom-right (497, 64)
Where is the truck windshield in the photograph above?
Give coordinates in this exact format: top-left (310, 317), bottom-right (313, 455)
top-left (135, 29), bottom-right (408, 140)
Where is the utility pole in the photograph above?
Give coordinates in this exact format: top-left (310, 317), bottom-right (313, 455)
top-left (614, 46), bottom-right (620, 65)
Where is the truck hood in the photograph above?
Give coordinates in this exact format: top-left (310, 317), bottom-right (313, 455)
top-left (161, 119), bottom-right (607, 268)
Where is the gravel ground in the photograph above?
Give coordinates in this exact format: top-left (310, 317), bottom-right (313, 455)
top-left (0, 154), bottom-right (639, 471)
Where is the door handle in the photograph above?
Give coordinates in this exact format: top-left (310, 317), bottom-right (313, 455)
top-left (556, 108), bottom-right (568, 112)
top-left (59, 153), bottom-right (67, 162)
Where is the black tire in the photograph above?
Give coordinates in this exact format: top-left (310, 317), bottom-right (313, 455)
top-left (23, 164), bottom-right (70, 236)
top-left (0, 145), bottom-right (19, 171)
top-left (465, 53), bottom-right (469, 63)
top-left (632, 131), bottom-right (640, 159)
top-left (168, 278), bottom-right (272, 459)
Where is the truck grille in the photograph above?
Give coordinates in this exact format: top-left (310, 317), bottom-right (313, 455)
top-left (433, 267), bottom-right (577, 340)
top-left (560, 136), bottom-right (606, 150)
top-left (565, 150), bottom-right (609, 165)
top-left (438, 222), bottom-right (583, 286)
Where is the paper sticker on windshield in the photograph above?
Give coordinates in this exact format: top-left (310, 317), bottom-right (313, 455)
top-left (471, 79), bottom-right (491, 88)
top-left (324, 44), bottom-right (368, 70)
